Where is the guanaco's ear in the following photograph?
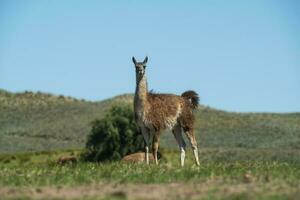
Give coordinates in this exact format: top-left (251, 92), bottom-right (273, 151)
top-left (132, 57), bottom-right (137, 65)
top-left (143, 56), bottom-right (148, 64)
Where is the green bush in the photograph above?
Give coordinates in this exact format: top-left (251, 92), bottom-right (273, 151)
top-left (83, 105), bottom-right (144, 162)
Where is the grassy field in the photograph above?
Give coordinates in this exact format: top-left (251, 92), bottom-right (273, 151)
top-left (1, 89), bottom-right (300, 199)
top-left (1, 148), bottom-right (300, 200)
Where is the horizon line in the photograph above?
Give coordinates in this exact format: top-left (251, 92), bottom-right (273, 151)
top-left (1, 87), bottom-right (299, 114)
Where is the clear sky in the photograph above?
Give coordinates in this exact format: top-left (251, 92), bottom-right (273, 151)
top-left (0, 0), bottom-right (299, 112)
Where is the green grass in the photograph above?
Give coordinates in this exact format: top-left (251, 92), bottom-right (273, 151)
top-left (1, 160), bottom-right (299, 187)
top-left (1, 149), bottom-right (300, 186)
top-left (1, 149), bottom-right (300, 200)
top-left (1, 148), bottom-right (300, 200)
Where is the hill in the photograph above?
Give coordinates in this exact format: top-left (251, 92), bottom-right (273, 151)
top-left (0, 89), bottom-right (300, 152)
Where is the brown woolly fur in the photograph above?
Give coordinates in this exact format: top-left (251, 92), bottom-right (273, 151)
top-left (132, 56), bottom-right (201, 166)
top-left (146, 92), bottom-right (196, 132)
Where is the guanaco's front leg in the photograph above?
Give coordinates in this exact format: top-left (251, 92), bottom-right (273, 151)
top-left (141, 127), bottom-right (151, 164)
top-left (152, 133), bottom-right (160, 165)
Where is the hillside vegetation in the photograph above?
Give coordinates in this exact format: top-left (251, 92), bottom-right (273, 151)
top-left (0, 89), bottom-right (300, 152)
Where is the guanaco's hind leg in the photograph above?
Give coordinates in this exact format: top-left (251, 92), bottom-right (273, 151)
top-left (185, 129), bottom-right (200, 166)
top-left (152, 133), bottom-right (160, 165)
top-left (172, 124), bottom-right (186, 167)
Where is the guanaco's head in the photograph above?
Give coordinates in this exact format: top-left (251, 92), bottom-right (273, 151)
top-left (132, 56), bottom-right (148, 80)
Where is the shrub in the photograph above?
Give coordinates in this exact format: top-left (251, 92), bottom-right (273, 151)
top-left (83, 104), bottom-right (144, 162)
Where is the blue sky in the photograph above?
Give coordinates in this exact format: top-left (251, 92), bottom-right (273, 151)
top-left (0, 0), bottom-right (299, 112)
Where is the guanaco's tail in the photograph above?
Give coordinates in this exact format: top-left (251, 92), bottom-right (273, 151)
top-left (181, 90), bottom-right (199, 109)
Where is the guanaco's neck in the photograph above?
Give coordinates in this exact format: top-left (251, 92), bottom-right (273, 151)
top-left (134, 73), bottom-right (148, 111)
